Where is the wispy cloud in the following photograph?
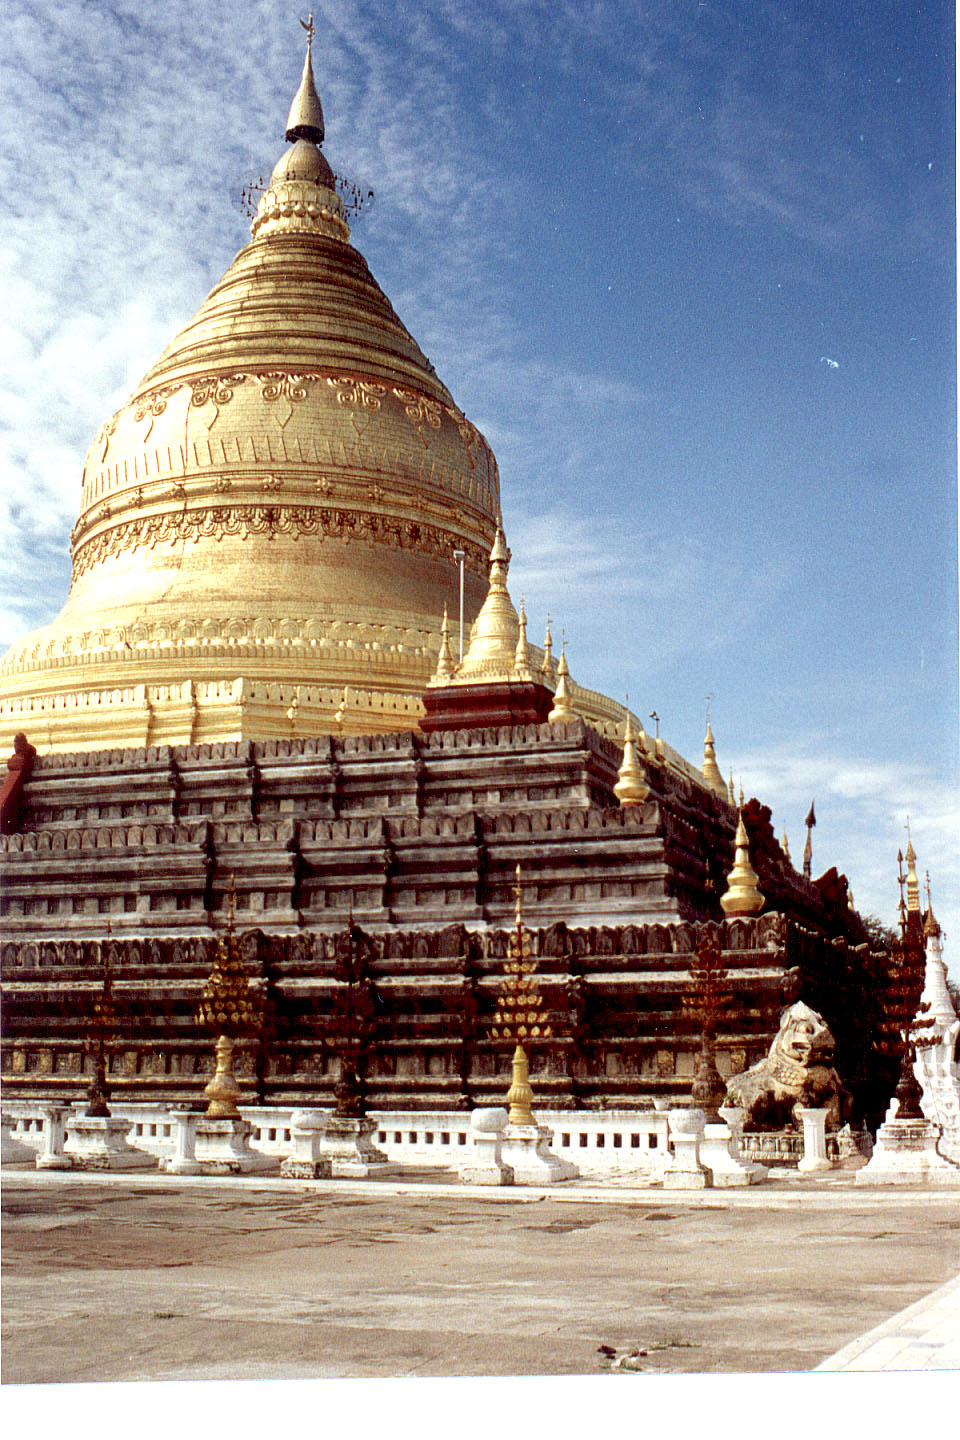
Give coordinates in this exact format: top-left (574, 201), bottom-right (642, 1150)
top-left (729, 736), bottom-right (960, 969)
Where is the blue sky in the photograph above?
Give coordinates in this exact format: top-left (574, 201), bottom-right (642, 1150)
top-left (1, 0), bottom-right (957, 954)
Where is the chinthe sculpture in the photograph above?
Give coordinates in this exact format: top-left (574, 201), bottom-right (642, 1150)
top-left (724, 1001), bottom-right (852, 1130)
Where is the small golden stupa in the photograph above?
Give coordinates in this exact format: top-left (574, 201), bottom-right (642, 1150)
top-left (0, 22), bottom-right (500, 752)
top-left (720, 810), bottom-right (765, 917)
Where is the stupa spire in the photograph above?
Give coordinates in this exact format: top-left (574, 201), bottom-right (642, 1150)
top-left (702, 719), bottom-right (727, 799)
top-left (514, 597), bottom-right (533, 681)
top-left (286, 14), bottom-right (325, 144)
top-left (547, 644), bottom-right (578, 724)
top-left (452, 520), bottom-right (521, 682)
top-left (720, 810), bottom-right (765, 917)
top-left (613, 704), bottom-right (649, 807)
top-left (429, 604), bottom-right (455, 685)
top-left (904, 819), bottom-right (921, 914)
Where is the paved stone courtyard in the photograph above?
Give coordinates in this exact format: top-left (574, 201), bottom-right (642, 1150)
top-left (3, 1173), bottom-right (958, 1385)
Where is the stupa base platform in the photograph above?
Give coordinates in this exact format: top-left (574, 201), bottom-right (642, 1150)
top-left (855, 1118), bottom-right (960, 1186)
top-left (499, 1123), bottom-right (578, 1185)
top-left (193, 1118), bottom-right (275, 1175)
top-left (315, 1114), bottom-right (398, 1178)
top-left (64, 1115), bottom-right (157, 1171)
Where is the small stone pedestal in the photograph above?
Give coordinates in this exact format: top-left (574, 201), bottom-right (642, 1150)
top-left (855, 1117), bottom-right (960, 1186)
top-left (797, 1107), bottom-right (833, 1174)
top-left (280, 1110), bottom-right (333, 1180)
top-left (65, 1114), bottom-right (157, 1171)
top-left (35, 1106), bottom-right (73, 1170)
top-left (717, 1106), bottom-right (768, 1183)
top-left (163, 1107), bottom-right (204, 1175)
top-left (499, 1123), bottom-right (578, 1185)
top-left (316, 1114), bottom-right (397, 1179)
top-left (700, 1121), bottom-right (755, 1187)
top-left (194, 1117), bottom-right (275, 1175)
top-left (459, 1107), bottom-right (514, 1186)
top-left (1, 1118), bottom-right (35, 1165)
top-left (661, 1108), bottom-right (709, 1188)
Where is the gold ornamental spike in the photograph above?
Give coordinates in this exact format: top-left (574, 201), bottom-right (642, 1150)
top-left (540, 616), bottom-right (556, 685)
top-left (781, 829), bottom-right (790, 861)
top-left (547, 645), bottom-right (578, 724)
top-left (451, 521), bottom-right (520, 683)
top-left (904, 819), bottom-right (921, 913)
top-left (514, 596), bottom-right (533, 681)
top-left (702, 721), bottom-right (727, 799)
top-left (430, 603), bottom-right (455, 684)
top-left (506, 1043), bottom-right (536, 1126)
top-left (286, 14), bottom-right (325, 144)
top-left (728, 772), bottom-right (736, 805)
top-left (720, 810), bottom-right (765, 917)
top-left (613, 709), bottom-right (649, 807)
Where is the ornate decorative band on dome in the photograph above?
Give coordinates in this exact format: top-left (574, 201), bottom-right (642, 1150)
top-left (251, 176), bottom-right (350, 242)
top-left (69, 503), bottom-right (489, 584)
top-left (189, 375), bottom-right (248, 408)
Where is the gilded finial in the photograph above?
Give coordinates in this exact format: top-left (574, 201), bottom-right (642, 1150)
top-left (904, 819), bottom-right (921, 913)
top-left (547, 643), bottom-right (578, 723)
top-left (449, 522), bottom-right (520, 684)
top-left (614, 704), bottom-right (650, 807)
top-left (720, 811), bottom-right (765, 917)
top-left (286, 14), bottom-right (325, 144)
top-left (430, 603), bottom-right (455, 684)
top-left (781, 829), bottom-right (790, 861)
top-left (514, 595), bottom-right (533, 681)
top-left (540, 615), bottom-right (556, 685)
top-left (702, 718), bottom-right (727, 799)
top-left (728, 771), bottom-right (735, 805)
top-left (513, 862), bottom-right (524, 929)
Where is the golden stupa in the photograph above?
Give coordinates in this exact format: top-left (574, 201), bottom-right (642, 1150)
top-left (0, 28), bottom-right (501, 752)
top-left (0, 24), bottom-right (727, 801)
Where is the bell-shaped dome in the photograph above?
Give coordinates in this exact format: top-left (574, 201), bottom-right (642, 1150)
top-left (0, 31), bottom-right (500, 751)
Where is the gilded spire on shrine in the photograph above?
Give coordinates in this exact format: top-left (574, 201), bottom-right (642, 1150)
top-left (252, 17), bottom-right (347, 242)
top-left (702, 721), bottom-right (727, 799)
top-left (905, 822), bottom-right (921, 914)
top-left (286, 14), bottom-right (325, 143)
top-left (429, 604), bottom-right (455, 685)
top-left (452, 521), bottom-right (521, 683)
top-left (613, 708), bottom-right (649, 807)
top-left (540, 617), bottom-right (557, 687)
top-left (547, 645), bottom-right (578, 724)
top-left (514, 597), bottom-right (533, 682)
top-left (720, 811), bottom-right (765, 917)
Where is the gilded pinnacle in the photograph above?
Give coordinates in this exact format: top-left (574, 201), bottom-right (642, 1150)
top-left (286, 16), bottom-right (325, 144)
top-left (449, 522), bottom-right (521, 684)
top-left (702, 721), bottom-right (727, 799)
top-left (547, 645), bottom-right (578, 724)
top-left (429, 603), bottom-right (456, 685)
top-left (720, 811), bottom-right (764, 917)
top-left (514, 596), bottom-right (533, 681)
top-left (613, 709), bottom-right (649, 807)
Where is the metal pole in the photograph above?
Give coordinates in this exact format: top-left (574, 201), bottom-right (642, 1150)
top-left (453, 549), bottom-right (465, 662)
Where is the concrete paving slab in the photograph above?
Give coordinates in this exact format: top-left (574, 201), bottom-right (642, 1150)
top-left (2, 1169), bottom-right (959, 1384)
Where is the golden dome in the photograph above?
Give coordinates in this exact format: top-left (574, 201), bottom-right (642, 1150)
top-left (0, 34), bottom-right (499, 751)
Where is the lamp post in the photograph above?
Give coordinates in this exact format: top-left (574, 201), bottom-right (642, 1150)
top-left (453, 549), bottom-right (466, 662)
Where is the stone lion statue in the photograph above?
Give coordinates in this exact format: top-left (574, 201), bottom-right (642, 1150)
top-left (724, 1001), bottom-right (852, 1131)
